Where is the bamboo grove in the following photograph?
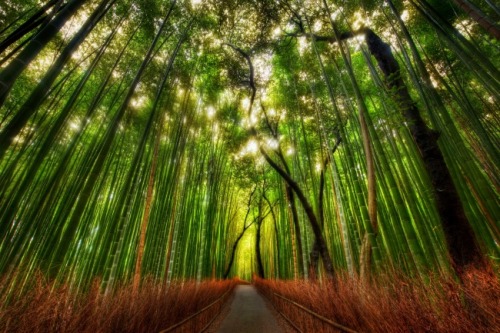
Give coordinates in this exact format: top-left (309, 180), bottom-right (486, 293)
top-left (0, 0), bottom-right (498, 296)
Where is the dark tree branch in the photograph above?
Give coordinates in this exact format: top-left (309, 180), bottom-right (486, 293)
top-left (319, 131), bottom-right (342, 227)
top-left (287, 19), bottom-right (487, 276)
top-left (224, 43), bottom-right (335, 278)
top-left (310, 131), bottom-right (342, 279)
top-left (243, 184), bottom-right (258, 227)
top-left (223, 43), bottom-right (256, 115)
top-left (258, 145), bottom-right (334, 277)
top-left (223, 217), bottom-right (256, 279)
top-left (224, 186), bottom-right (257, 279)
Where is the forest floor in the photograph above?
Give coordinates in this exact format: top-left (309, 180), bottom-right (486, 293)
top-left (212, 284), bottom-right (291, 333)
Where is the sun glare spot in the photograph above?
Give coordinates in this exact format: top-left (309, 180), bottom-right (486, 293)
top-left (249, 113), bottom-right (259, 126)
top-left (256, 156), bottom-right (265, 167)
top-left (60, 7), bottom-right (92, 41)
top-left (131, 96), bottom-right (146, 108)
top-left (207, 106), bottom-right (216, 119)
top-left (13, 135), bottom-right (24, 144)
top-left (352, 11), bottom-right (372, 30)
top-left (254, 54), bottom-right (272, 83)
top-left (69, 120), bottom-right (81, 131)
top-left (214, 122), bottom-right (219, 131)
top-left (71, 49), bottom-right (84, 61)
top-left (240, 139), bottom-right (259, 156)
top-left (272, 27), bottom-right (282, 38)
top-left (191, 0), bottom-right (202, 7)
top-left (298, 37), bottom-right (309, 55)
top-left (400, 10), bottom-right (410, 22)
top-left (330, 9), bottom-right (341, 21)
top-left (241, 98), bottom-right (250, 109)
top-left (455, 19), bottom-right (475, 36)
top-left (430, 75), bottom-right (439, 88)
top-left (313, 20), bottom-right (322, 32)
top-left (355, 34), bottom-right (366, 43)
top-left (266, 138), bottom-right (279, 150)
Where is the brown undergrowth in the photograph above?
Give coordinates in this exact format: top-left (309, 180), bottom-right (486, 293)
top-left (254, 269), bottom-right (499, 333)
top-left (0, 274), bottom-right (237, 333)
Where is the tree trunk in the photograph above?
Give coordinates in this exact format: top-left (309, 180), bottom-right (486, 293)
top-left (359, 28), bottom-right (486, 277)
top-left (300, 22), bottom-right (487, 278)
top-left (451, 0), bottom-right (500, 40)
top-left (0, 0), bottom-right (112, 159)
top-left (358, 110), bottom-right (377, 282)
top-left (286, 185), bottom-right (304, 277)
top-left (47, 3), bottom-right (176, 276)
top-left (133, 125), bottom-right (160, 293)
top-left (360, 233), bottom-right (372, 281)
top-left (309, 136), bottom-right (341, 279)
top-left (224, 43), bottom-right (335, 279)
top-left (224, 223), bottom-right (253, 279)
top-left (0, 0), bottom-right (63, 55)
top-left (323, 0), bottom-right (379, 279)
top-left (263, 193), bottom-right (280, 278)
top-left (308, 160), bottom-right (328, 280)
top-left (256, 218), bottom-right (265, 278)
top-left (260, 148), bottom-right (335, 278)
top-left (164, 192), bottom-right (178, 281)
top-left (0, 0), bottom-right (87, 108)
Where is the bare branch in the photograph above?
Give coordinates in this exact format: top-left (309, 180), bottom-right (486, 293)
top-left (223, 43), bottom-right (256, 112)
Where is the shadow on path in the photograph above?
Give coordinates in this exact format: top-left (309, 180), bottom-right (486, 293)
top-left (217, 285), bottom-right (283, 333)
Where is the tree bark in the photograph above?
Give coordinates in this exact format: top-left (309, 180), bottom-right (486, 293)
top-left (256, 217), bottom-right (265, 278)
top-left (359, 28), bottom-right (486, 276)
top-left (360, 233), bottom-right (372, 281)
top-left (133, 124), bottom-right (160, 293)
top-left (286, 185), bottom-right (304, 277)
top-left (451, 0), bottom-right (500, 40)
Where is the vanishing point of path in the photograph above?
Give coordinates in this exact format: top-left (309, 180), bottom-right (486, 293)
top-left (217, 285), bottom-right (283, 333)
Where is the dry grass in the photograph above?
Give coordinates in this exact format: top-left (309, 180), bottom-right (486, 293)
top-left (0, 274), bottom-right (236, 333)
top-left (255, 269), bottom-right (500, 333)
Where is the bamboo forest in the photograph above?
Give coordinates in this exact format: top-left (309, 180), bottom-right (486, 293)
top-left (0, 0), bottom-right (499, 332)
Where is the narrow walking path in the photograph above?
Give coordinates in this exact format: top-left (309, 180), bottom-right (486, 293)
top-left (217, 284), bottom-right (283, 333)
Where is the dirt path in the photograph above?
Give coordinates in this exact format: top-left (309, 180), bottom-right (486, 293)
top-left (216, 285), bottom-right (284, 333)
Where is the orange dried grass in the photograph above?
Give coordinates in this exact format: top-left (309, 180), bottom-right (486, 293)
top-left (0, 274), bottom-right (236, 333)
top-left (255, 269), bottom-right (500, 333)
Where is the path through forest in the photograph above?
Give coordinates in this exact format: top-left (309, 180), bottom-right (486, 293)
top-left (216, 285), bottom-right (283, 333)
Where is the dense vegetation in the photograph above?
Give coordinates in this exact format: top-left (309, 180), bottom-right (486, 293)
top-left (0, 0), bottom-right (498, 330)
